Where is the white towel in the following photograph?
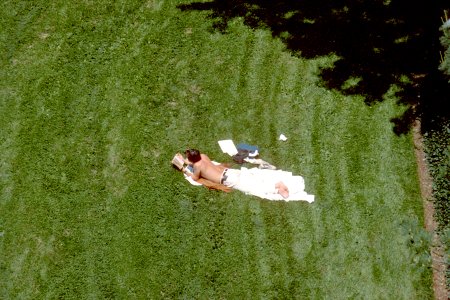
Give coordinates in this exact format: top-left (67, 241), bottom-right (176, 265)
top-left (234, 167), bottom-right (314, 203)
top-left (184, 166), bottom-right (314, 203)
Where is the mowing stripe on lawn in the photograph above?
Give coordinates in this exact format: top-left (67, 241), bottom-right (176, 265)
top-left (0, 1), bottom-right (433, 298)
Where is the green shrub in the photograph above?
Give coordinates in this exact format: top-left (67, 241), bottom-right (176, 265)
top-left (439, 12), bottom-right (450, 80)
top-left (423, 119), bottom-right (450, 292)
top-left (423, 120), bottom-right (450, 231)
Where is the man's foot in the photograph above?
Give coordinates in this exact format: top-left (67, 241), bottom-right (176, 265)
top-left (275, 182), bottom-right (289, 199)
top-left (278, 189), bottom-right (289, 199)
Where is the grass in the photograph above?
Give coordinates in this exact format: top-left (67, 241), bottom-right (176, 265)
top-left (1, 0), bottom-right (433, 298)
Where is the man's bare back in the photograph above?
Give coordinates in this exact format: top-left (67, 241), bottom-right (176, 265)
top-left (181, 149), bottom-right (290, 198)
top-left (189, 154), bottom-right (226, 183)
top-left (179, 152), bottom-right (226, 184)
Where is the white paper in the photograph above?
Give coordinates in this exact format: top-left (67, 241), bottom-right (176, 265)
top-left (218, 140), bottom-right (238, 156)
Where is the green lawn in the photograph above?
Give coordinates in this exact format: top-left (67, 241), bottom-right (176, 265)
top-left (1, 0), bottom-right (433, 298)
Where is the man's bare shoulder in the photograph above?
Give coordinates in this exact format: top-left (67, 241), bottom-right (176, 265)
top-left (200, 153), bottom-right (212, 162)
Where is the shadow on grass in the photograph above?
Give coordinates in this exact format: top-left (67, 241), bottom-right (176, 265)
top-left (177, 0), bottom-right (450, 135)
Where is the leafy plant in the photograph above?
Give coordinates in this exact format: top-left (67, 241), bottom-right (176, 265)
top-left (439, 10), bottom-right (450, 79)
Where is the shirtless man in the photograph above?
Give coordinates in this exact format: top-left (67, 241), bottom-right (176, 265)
top-left (178, 149), bottom-right (290, 199)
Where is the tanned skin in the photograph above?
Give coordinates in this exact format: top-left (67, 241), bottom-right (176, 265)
top-left (179, 152), bottom-right (226, 184)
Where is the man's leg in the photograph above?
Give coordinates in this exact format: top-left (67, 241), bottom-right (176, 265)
top-left (275, 181), bottom-right (289, 199)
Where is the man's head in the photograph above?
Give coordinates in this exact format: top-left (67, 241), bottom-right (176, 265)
top-left (185, 148), bottom-right (201, 163)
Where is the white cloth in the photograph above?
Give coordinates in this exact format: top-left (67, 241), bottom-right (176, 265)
top-left (185, 166), bottom-right (314, 203)
top-left (233, 167), bottom-right (314, 202)
top-left (222, 169), bottom-right (241, 188)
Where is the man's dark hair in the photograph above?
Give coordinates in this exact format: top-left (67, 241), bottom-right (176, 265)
top-left (185, 149), bottom-right (201, 163)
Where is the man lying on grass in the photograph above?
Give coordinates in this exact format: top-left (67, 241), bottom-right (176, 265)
top-left (175, 148), bottom-right (290, 198)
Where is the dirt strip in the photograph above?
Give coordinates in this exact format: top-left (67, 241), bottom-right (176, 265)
top-left (412, 120), bottom-right (448, 300)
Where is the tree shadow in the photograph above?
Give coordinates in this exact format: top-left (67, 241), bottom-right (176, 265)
top-left (177, 0), bottom-right (449, 135)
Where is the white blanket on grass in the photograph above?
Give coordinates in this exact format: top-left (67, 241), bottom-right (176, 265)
top-left (184, 167), bottom-right (314, 203)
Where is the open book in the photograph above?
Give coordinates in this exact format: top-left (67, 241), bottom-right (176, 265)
top-left (172, 154), bottom-right (194, 173)
top-left (171, 154), bottom-right (185, 170)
